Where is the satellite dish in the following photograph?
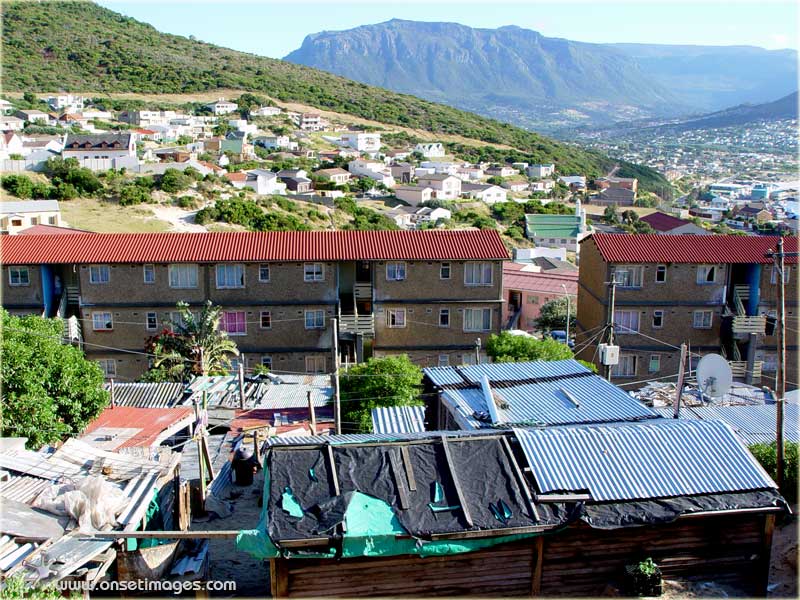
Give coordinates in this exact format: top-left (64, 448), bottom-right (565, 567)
top-left (695, 354), bottom-right (733, 399)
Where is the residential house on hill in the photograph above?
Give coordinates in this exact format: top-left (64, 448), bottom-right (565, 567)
top-left (416, 173), bottom-right (461, 200)
top-left (595, 176), bottom-right (638, 194)
top-left (62, 133), bottom-right (136, 160)
top-left (461, 183), bottom-right (507, 204)
top-left (0, 200), bottom-right (61, 235)
top-left (575, 234), bottom-right (798, 388)
top-left (414, 142), bottom-right (445, 158)
top-left (737, 204), bottom-right (773, 224)
top-left (393, 185), bottom-right (433, 206)
top-left (14, 109), bottom-right (50, 124)
top-left (205, 98), bottom-right (238, 115)
top-left (340, 132), bottom-right (381, 153)
top-left (277, 168), bottom-right (313, 193)
top-left (595, 187), bottom-right (636, 206)
top-left (314, 167), bottom-right (351, 186)
top-left (0, 116), bottom-right (24, 131)
top-left (226, 169), bottom-right (287, 196)
top-left (485, 164), bottom-right (518, 178)
top-left (389, 162), bottom-right (415, 184)
top-left (525, 201), bottom-right (590, 253)
top-left (558, 175), bottom-right (586, 191)
top-left (527, 163), bottom-right (555, 178)
top-left (0, 131), bottom-right (24, 159)
top-left (639, 212), bottom-right (709, 235)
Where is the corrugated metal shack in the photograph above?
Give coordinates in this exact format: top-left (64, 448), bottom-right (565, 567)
top-left (241, 422), bottom-right (786, 598)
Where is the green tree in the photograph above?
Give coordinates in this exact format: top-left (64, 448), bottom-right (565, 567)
top-left (1, 174), bottom-right (34, 198)
top-left (485, 331), bottom-right (574, 363)
top-left (340, 355), bottom-right (423, 433)
top-left (141, 301), bottom-right (239, 382)
top-left (0, 310), bottom-right (108, 449)
top-left (602, 204), bottom-right (620, 224)
top-left (536, 297), bottom-right (576, 332)
top-left (353, 177), bottom-right (377, 193)
top-left (159, 168), bottom-right (191, 193)
top-left (119, 184), bottom-right (152, 206)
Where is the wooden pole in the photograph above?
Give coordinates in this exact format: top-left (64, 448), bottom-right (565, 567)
top-left (332, 317), bottom-right (341, 435)
top-left (775, 237), bottom-right (785, 490)
top-left (673, 343), bottom-right (688, 418)
top-left (605, 278), bottom-right (617, 381)
top-left (253, 430), bottom-right (260, 465)
top-left (307, 390), bottom-right (317, 435)
top-left (238, 361), bottom-right (246, 410)
top-left (110, 378), bottom-right (115, 408)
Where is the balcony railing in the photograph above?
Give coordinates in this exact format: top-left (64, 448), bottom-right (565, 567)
top-left (63, 315), bottom-right (83, 346)
top-left (339, 314), bottom-right (375, 336)
top-left (353, 282), bottom-right (372, 301)
top-left (732, 315), bottom-right (767, 335)
top-left (730, 361), bottom-right (762, 380)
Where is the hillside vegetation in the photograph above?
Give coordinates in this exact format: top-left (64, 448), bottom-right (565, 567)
top-left (2, 0), bottom-right (669, 192)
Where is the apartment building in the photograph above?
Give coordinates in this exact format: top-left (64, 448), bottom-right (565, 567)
top-left (1, 230), bottom-right (507, 380)
top-left (575, 234), bottom-right (797, 388)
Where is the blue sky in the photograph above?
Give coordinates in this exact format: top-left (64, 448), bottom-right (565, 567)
top-left (98, 0), bottom-right (798, 58)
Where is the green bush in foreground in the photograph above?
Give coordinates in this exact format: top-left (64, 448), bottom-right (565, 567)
top-left (748, 441), bottom-right (798, 503)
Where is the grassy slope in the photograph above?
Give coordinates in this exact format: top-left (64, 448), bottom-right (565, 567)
top-left (1, 0), bottom-right (669, 192)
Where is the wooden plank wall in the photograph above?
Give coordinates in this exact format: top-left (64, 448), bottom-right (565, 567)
top-left (269, 513), bottom-right (771, 598)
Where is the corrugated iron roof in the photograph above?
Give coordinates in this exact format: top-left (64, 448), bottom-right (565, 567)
top-left (1, 230), bottom-right (510, 265)
top-left (503, 263), bottom-right (578, 294)
top-left (424, 360), bottom-right (657, 429)
top-left (0, 473), bottom-right (51, 504)
top-left (639, 212), bottom-right (694, 232)
top-left (589, 233), bottom-right (796, 264)
top-left (81, 406), bottom-right (194, 450)
top-left (103, 382), bottom-right (185, 408)
top-left (652, 404), bottom-right (799, 446)
top-left (514, 420), bottom-right (777, 502)
top-left (371, 405), bottom-right (427, 434)
top-left (182, 374), bottom-right (332, 410)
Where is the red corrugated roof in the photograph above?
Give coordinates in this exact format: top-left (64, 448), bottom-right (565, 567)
top-left (503, 263), bottom-right (578, 294)
top-left (1, 230), bottom-right (510, 264)
top-left (639, 212), bottom-right (693, 232)
top-left (18, 224), bottom-right (93, 236)
top-left (590, 233), bottom-right (797, 264)
top-left (82, 406), bottom-right (194, 449)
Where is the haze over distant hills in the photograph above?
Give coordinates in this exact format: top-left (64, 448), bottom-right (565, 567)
top-left (285, 20), bottom-right (798, 131)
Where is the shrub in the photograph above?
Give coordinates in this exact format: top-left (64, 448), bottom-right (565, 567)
top-left (177, 195), bottom-right (196, 209)
top-left (119, 184), bottom-right (151, 206)
top-left (748, 441), bottom-right (798, 503)
top-left (159, 168), bottom-right (191, 193)
top-left (1, 174), bottom-right (34, 198)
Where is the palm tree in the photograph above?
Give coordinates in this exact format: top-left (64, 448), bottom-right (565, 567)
top-left (143, 301), bottom-right (239, 382)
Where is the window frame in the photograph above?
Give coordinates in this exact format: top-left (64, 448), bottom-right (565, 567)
top-left (215, 264), bottom-right (245, 289)
top-left (648, 354), bottom-right (661, 373)
top-left (613, 310), bottom-right (640, 334)
top-left (168, 264), bottom-right (199, 289)
top-left (693, 310), bottom-right (714, 329)
top-left (387, 309), bottom-right (407, 328)
top-left (437, 354), bottom-right (450, 367)
top-left (143, 264), bottom-right (155, 285)
top-left (261, 356), bottom-right (273, 370)
top-left (386, 262), bottom-right (407, 281)
top-left (92, 311), bottom-right (113, 331)
top-left (8, 266), bottom-right (29, 287)
top-left (464, 308), bottom-right (492, 332)
top-left (260, 310), bottom-right (272, 329)
top-left (221, 310), bottom-right (247, 336)
top-left (612, 354), bottom-right (637, 377)
top-left (304, 309), bottom-right (325, 329)
top-left (613, 265), bottom-right (643, 289)
top-left (258, 264), bottom-right (271, 283)
top-left (439, 308), bottom-right (450, 328)
top-left (98, 358), bottom-right (116, 378)
top-left (88, 265), bottom-right (110, 285)
top-left (696, 265), bottom-right (717, 285)
top-left (464, 262), bottom-right (493, 287)
top-left (652, 310), bottom-right (664, 329)
top-left (303, 263), bottom-right (324, 282)
top-left (145, 312), bottom-right (158, 331)
top-left (440, 262), bottom-right (451, 280)
top-left (655, 264), bottom-right (667, 283)
top-left (305, 356), bottom-right (326, 373)
top-left (771, 265), bottom-right (791, 284)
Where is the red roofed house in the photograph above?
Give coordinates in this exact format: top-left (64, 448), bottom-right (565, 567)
top-left (639, 212), bottom-right (708, 235)
top-left (502, 263), bottom-right (578, 331)
top-left (81, 406), bottom-right (195, 451)
top-left (576, 233), bottom-right (797, 389)
top-left (1, 230), bottom-right (509, 379)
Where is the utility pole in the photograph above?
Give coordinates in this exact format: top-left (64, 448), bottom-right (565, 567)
top-left (237, 362), bottom-right (246, 410)
top-left (307, 390), bottom-right (317, 435)
top-left (673, 343), bottom-right (688, 419)
top-left (332, 317), bottom-right (341, 435)
top-left (475, 338), bottom-right (482, 364)
top-left (604, 277), bottom-right (617, 381)
top-left (562, 283), bottom-right (570, 343)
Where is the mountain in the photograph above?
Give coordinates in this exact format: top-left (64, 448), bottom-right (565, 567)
top-left (662, 91), bottom-right (799, 132)
top-left (285, 20), bottom-right (682, 130)
top-left (610, 43), bottom-right (799, 112)
top-left (285, 20), bottom-right (798, 130)
top-left (1, 0), bottom-right (671, 192)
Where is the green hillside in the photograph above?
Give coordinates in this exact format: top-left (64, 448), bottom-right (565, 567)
top-left (1, 0), bottom-right (669, 192)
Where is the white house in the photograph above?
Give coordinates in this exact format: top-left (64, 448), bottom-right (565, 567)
top-left (0, 116), bottom-right (24, 131)
top-left (228, 119), bottom-right (259, 136)
top-left (314, 167), bottom-right (351, 186)
top-left (348, 158), bottom-right (385, 177)
top-left (414, 206), bottom-right (451, 225)
top-left (225, 169), bottom-right (287, 196)
top-left (394, 185), bottom-right (433, 207)
top-left (530, 180), bottom-right (555, 193)
top-left (387, 207), bottom-right (417, 229)
top-left (414, 142), bottom-right (445, 158)
top-left (252, 106), bottom-right (282, 117)
top-left (527, 163), bottom-right (555, 178)
top-left (416, 174), bottom-right (461, 200)
top-left (0, 200), bottom-right (61, 234)
top-left (62, 133), bottom-right (136, 160)
top-left (455, 166), bottom-right (484, 181)
top-left (81, 109), bottom-right (114, 121)
top-left (255, 135), bottom-right (297, 151)
top-left (0, 132), bottom-right (24, 159)
top-left (461, 183), bottom-right (507, 204)
top-left (0, 99), bottom-right (13, 114)
top-left (206, 98), bottom-right (238, 116)
top-left (419, 161), bottom-right (459, 175)
top-left (340, 132), bottom-right (381, 153)
top-left (14, 110), bottom-right (50, 124)
top-left (486, 165), bottom-right (518, 178)
top-left (46, 94), bottom-right (85, 113)
top-left (502, 180), bottom-right (529, 193)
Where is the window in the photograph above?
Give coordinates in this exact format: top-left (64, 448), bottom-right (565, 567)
top-left (387, 309), bottom-right (406, 328)
top-left (612, 354), bottom-right (637, 377)
top-left (169, 311), bottom-right (194, 332)
top-left (614, 310), bottom-right (640, 334)
top-left (10, 219), bottom-right (22, 227)
top-left (438, 354), bottom-right (450, 367)
top-left (696, 265), bottom-right (717, 284)
top-left (693, 310), bottom-right (713, 329)
top-left (304, 263), bottom-right (324, 282)
top-left (260, 311), bottom-right (272, 329)
top-left (168, 264), bottom-right (198, 288)
top-left (221, 311), bottom-right (246, 335)
top-left (648, 354), bottom-right (661, 373)
top-left (98, 359), bottom-right (116, 378)
top-left (527, 295), bottom-right (539, 304)
top-left (560, 239), bottom-right (567, 244)
top-left (143, 264), bottom-right (155, 284)
top-left (305, 310), bottom-right (325, 329)
top-left (464, 308), bottom-right (492, 332)
top-left (613, 265), bottom-right (643, 288)
top-left (439, 308), bottom-right (450, 328)
top-left (8, 267), bottom-right (29, 286)
top-left (216, 264), bottom-right (245, 289)
top-left (92, 312), bottom-right (113, 331)
top-left (464, 262), bottom-right (493, 286)
top-left (48, 216), bottom-right (57, 225)
top-left (440, 263), bottom-right (451, 279)
top-left (386, 262), bottom-right (406, 281)
top-left (652, 310), bottom-right (664, 329)
top-left (261, 356), bottom-right (273, 370)
top-left (146, 312), bottom-right (158, 331)
top-left (655, 264), bottom-right (667, 283)
top-left (771, 266), bottom-right (791, 284)
top-left (305, 356), bottom-right (326, 373)
top-left (89, 265), bottom-right (110, 284)
top-left (259, 264), bottom-right (271, 282)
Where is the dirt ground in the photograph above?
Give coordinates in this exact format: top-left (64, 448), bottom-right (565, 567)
top-left (190, 471), bottom-right (269, 597)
